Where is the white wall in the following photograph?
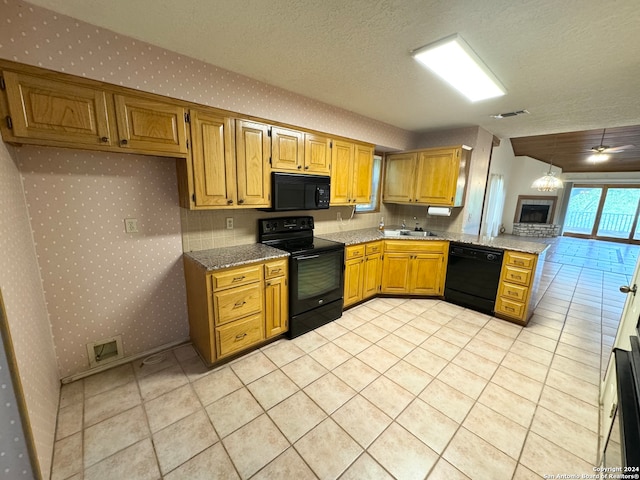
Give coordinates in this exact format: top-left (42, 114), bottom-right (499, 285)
top-left (503, 153), bottom-right (564, 234)
top-left (480, 137), bottom-right (514, 236)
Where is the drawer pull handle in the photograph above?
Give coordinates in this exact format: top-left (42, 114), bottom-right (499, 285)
top-left (235, 333), bottom-right (247, 340)
top-left (232, 276), bottom-right (246, 282)
top-left (508, 291), bottom-right (517, 295)
top-left (505, 306), bottom-right (515, 311)
top-left (271, 268), bottom-right (280, 273)
top-left (513, 275), bottom-right (522, 280)
top-left (233, 301), bottom-right (247, 308)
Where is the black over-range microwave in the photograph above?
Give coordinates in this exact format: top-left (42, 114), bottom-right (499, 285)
top-left (269, 172), bottom-right (331, 211)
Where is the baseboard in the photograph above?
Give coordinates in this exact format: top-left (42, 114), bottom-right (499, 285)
top-left (60, 337), bottom-right (191, 384)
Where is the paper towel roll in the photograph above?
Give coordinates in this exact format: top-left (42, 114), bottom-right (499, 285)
top-left (427, 207), bottom-right (452, 216)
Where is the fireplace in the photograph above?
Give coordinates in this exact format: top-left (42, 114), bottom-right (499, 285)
top-left (513, 195), bottom-right (560, 237)
top-left (520, 204), bottom-right (551, 224)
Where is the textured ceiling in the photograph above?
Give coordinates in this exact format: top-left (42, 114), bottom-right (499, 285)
top-left (23, 0), bottom-right (640, 164)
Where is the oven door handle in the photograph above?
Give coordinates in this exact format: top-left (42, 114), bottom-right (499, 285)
top-left (296, 254), bottom-right (320, 261)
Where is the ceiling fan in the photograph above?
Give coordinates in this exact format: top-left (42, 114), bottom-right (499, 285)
top-left (590, 128), bottom-right (634, 154)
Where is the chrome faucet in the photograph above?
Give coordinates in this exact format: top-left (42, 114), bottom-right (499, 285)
top-left (401, 219), bottom-right (406, 229)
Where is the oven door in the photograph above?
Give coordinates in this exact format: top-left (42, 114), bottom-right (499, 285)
top-left (290, 248), bottom-right (344, 316)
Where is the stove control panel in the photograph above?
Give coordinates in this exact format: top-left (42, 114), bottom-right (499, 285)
top-left (259, 216), bottom-right (314, 235)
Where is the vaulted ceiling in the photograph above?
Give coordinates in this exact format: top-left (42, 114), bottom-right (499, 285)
top-left (512, 126), bottom-right (640, 173)
top-left (23, 0), bottom-right (640, 172)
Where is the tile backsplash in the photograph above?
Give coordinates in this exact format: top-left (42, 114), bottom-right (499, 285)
top-left (180, 205), bottom-right (387, 252)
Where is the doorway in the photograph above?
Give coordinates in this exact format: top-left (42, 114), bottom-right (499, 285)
top-left (563, 184), bottom-right (640, 243)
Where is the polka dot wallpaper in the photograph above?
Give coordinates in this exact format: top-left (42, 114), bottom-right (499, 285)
top-left (0, 141), bottom-right (58, 479)
top-left (0, 1), bottom-right (423, 477)
top-left (0, 0), bottom-right (414, 151)
top-left (16, 146), bottom-right (189, 378)
top-left (0, 329), bottom-right (35, 479)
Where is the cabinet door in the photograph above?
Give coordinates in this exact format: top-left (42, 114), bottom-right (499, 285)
top-left (235, 120), bottom-right (271, 207)
top-left (330, 139), bottom-right (354, 205)
top-left (265, 275), bottom-right (288, 338)
top-left (114, 94), bottom-right (188, 155)
top-left (382, 153), bottom-right (416, 203)
top-left (352, 144), bottom-right (374, 204)
top-left (410, 254), bottom-right (445, 295)
top-left (344, 257), bottom-right (364, 307)
top-left (362, 253), bottom-right (382, 299)
top-left (190, 110), bottom-right (236, 207)
top-left (304, 134), bottom-right (332, 175)
top-left (2, 71), bottom-right (113, 147)
top-left (271, 126), bottom-right (304, 171)
top-left (380, 253), bottom-right (411, 294)
top-left (414, 148), bottom-right (459, 205)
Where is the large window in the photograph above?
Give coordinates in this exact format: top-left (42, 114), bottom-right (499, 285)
top-left (564, 184), bottom-right (640, 242)
top-left (355, 154), bottom-right (382, 213)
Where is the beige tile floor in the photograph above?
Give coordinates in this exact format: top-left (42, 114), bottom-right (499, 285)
top-left (51, 237), bottom-right (639, 480)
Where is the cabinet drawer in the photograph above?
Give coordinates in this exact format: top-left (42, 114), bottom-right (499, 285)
top-left (495, 297), bottom-right (525, 319)
top-left (213, 283), bottom-right (262, 325)
top-left (346, 245), bottom-right (365, 260)
top-left (499, 282), bottom-right (528, 301)
top-left (503, 266), bottom-right (531, 286)
top-left (216, 313), bottom-right (263, 358)
top-left (212, 265), bottom-right (262, 290)
top-left (264, 259), bottom-right (287, 279)
top-left (365, 241), bottom-right (383, 256)
top-left (384, 240), bottom-right (448, 254)
top-left (506, 251), bottom-right (535, 269)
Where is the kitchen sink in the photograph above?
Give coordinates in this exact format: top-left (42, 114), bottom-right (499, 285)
top-left (383, 229), bottom-right (439, 238)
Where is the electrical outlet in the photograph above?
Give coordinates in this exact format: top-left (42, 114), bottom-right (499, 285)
top-left (226, 217), bottom-right (233, 230)
top-left (124, 218), bottom-right (138, 233)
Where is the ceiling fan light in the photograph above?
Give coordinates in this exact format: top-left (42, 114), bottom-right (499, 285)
top-left (588, 152), bottom-right (610, 163)
top-left (531, 172), bottom-right (563, 192)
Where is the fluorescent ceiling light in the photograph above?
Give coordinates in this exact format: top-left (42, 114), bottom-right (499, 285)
top-left (412, 34), bottom-right (506, 102)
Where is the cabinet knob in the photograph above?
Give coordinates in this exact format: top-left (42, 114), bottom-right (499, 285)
top-left (120, 139), bottom-right (128, 146)
top-left (227, 199), bottom-right (233, 205)
top-left (100, 137), bottom-right (109, 143)
top-left (415, 198), bottom-right (418, 202)
top-left (238, 199), bottom-right (245, 205)
top-left (297, 165), bottom-right (302, 169)
top-left (304, 166), bottom-right (309, 170)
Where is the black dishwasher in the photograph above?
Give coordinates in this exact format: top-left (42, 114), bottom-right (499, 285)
top-left (444, 242), bottom-right (503, 314)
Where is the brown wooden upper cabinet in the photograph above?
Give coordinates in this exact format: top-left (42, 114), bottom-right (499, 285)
top-left (382, 145), bottom-right (470, 207)
top-left (1, 70), bottom-right (189, 157)
top-left (114, 94), bottom-right (188, 155)
top-left (1, 71), bottom-right (114, 148)
top-left (235, 120), bottom-right (271, 208)
top-left (330, 140), bottom-right (373, 205)
top-left (271, 128), bottom-right (331, 175)
top-left (189, 109), bottom-right (236, 207)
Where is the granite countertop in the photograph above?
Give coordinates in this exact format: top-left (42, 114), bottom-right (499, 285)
top-left (184, 244), bottom-right (289, 271)
top-left (318, 228), bottom-right (549, 255)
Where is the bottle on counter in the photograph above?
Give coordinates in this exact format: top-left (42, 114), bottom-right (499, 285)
top-left (378, 217), bottom-right (385, 231)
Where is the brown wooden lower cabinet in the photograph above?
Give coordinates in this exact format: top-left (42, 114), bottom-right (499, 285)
top-left (380, 240), bottom-right (448, 295)
top-left (183, 257), bottom-right (288, 365)
top-left (345, 239), bottom-right (544, 327)
top-left (494, 250), bottom-right (545, 325)
top-left (343, 241), bottom-right (383, 307)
